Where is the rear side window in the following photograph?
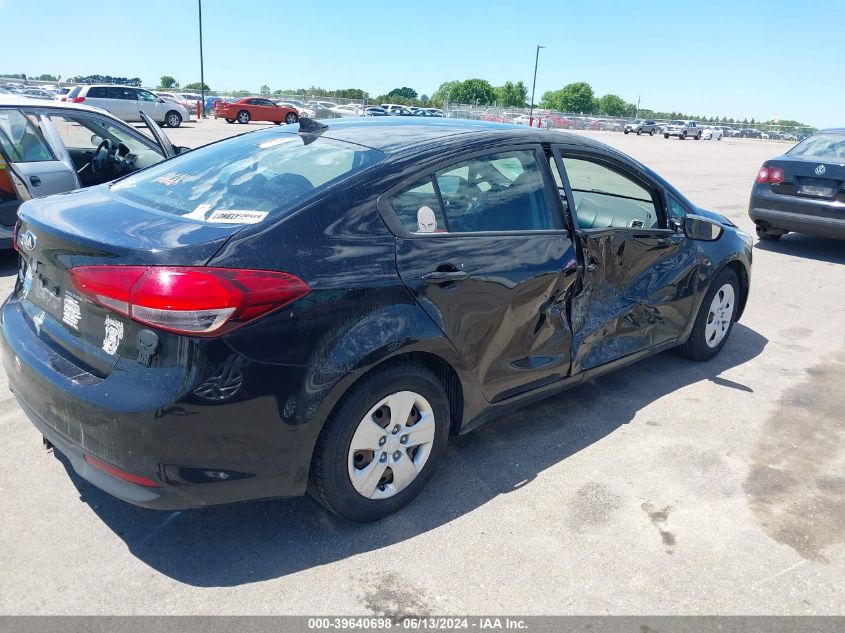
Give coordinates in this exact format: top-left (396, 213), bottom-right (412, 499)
top-left (111, 130), bottom-right (384, 224)
top-left (391, 149), bottom-right (555, 234)
top-left (87, 87), bottom-right (108, 98)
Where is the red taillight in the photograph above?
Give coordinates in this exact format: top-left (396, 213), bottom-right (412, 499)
top-left (68, 266), bottom-right (310, 336)
top-left (83, 454), bottom-right (161, 487)
top-left (71, 96), bottom-right (85, 103)
top-left (756, 165), bottom-right (784, 184)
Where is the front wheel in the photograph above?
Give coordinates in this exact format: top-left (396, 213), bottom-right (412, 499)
top-left (649, 129), bottom-right (654, 136)
top-left (225, 118), bottom-right (234, 123)
top-left (695, 133), bottom-right (701, 140)
top-left (664, 133), bottom-right (670, 139)
top-left (164, 111), bottom-right (182, 128)
top-left (636, 129), bottom-right (642, 136)
top-left (624, 130), bottom-right (629, 134)
top-left (285, 112), bottom-right (299, 125)
top-left (236, 110), bottom-right (250, 124)
top-left (680, 131), bottom-right (687, 140)
top-left (308, 363), bottom-right (450, 521)
top-left (679, 268), bottom-right (739, 361)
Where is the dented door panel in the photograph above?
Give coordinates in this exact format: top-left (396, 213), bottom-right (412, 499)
top-left (571, 229), bottom-right (698, 373)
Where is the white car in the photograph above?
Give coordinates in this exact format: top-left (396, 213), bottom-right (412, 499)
top-left (331, 104), bottom-right (364, 117)
top-left (702, 126), bottom-right (723, 140)
top-left (62, 85), bottom-right (191, 127)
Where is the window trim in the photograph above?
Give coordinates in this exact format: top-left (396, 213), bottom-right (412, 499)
top-left (551, 145), bottom-right (671, 235)
top-left (0, 107), bottom-right (58, 163)
top-left (377, 144), bottom-right (567, 238)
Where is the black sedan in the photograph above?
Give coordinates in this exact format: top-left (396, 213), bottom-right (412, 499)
top-left (749, 128), bottom-right (845, 240)
top-left (3, 118), bottom-right (752, 521)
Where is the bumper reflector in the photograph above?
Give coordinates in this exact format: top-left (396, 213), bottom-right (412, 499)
top-left (83, 454), bottom-right (161, 488)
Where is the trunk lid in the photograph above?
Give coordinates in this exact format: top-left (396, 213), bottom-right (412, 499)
top-left (768, 156), bottom-right (845, 203)
top-left (15, 186), bottom-right (242, 375)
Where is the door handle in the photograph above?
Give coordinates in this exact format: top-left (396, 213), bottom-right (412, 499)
top-left (422, 270), bottom-right (470, 284)
top-left (29, 176), bottom-right (41, 187)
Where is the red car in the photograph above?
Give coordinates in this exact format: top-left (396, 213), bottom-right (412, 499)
top-left (216, 98), bottom-right (299, 125)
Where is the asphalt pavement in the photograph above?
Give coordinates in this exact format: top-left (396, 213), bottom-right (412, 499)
top-left (1, 121), bottom-right (843, 615)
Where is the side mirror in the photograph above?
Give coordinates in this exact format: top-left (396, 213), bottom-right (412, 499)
top-left (684, 214), bottom-right (724, 241)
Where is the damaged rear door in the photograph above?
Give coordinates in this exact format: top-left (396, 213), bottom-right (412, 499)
top-left (552, 145), bottom-right (699, 373)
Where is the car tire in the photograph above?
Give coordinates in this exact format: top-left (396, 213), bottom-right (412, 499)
top-left (164, 111), bottom-right (182, 128)
top-left (695, 133), bottom-right (701, 140)
top-left (236, 110), bottom-right (250, 124)
top-left (225, 118), bottom-right (234, 123)
top-left (678, 268), bottom-right (739, 361)
top-left (624, 130), bottom-right (629, 134)
top-left (680, 132), bottom-right (687, 140)
top-left (308, 362), bottom-right (450, 522)
top-left (756, 225), bottom-right (784, 241)
top-left (649, 129), bottom-right (654, 136)
top-left (636, 129), bottom-right (642, 135)
top-left (285, 112), bottom-right (299, 125)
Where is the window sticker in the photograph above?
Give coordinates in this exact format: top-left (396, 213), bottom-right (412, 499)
top-left (206, 210), bottom-right (268, 224)
top-left (102, 315), bottom-right (124, 356)
top-left (153, 173), bottom-right (190, 186)
top-left (33, 310), bottom-right (45, 335)
top-left (62, 292), bottom-right (82, 330)
top-left (184, 203), bottom-right (213, 221)
top-left (416, 206), bottom-right (437, 233)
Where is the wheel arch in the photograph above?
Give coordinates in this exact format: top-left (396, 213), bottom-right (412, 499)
top-left (723, 259), bottom-right (750, 320)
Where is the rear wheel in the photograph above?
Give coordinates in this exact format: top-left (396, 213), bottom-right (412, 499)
top-left (664, 133), bottom-right (670, 139)
top-left (308, 363), bottom-right (450, 522)
top-left (695, 132), bottom-right (701, 140)
top-left (679, 268), bottom-right (739, 361)
top-left (164, 111), bottom-right (182, 128)
top-left (649, 129), bottom-right (655, 136)
top-left (285, 112), bottom-right (298, 125)
top-left (236, 110), bottom-right (250, 124)
top-left (680, 131), bottom-right (687, 140)
top-left (624, 129), bottom-right (629, 134)
top-left (636, 129), bottom-right (642, 135)
top-left (225, 118), bottom-right (234, 123)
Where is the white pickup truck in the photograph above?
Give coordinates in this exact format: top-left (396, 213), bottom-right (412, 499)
top-left (663, 120), bottom-right (703, 140)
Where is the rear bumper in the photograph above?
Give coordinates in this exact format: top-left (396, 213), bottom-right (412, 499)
top-left (1, 295), bottom-right (319, 510)
top-left (749, 189), bottom-right (845, 239)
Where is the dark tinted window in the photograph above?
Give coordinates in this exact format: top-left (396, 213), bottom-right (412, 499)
top-left (392, 149), bottom-right (555, 234)
top-left (87, 87), bottom-right (108, 98)
top-left (107, 87), bottom-right (134, 100)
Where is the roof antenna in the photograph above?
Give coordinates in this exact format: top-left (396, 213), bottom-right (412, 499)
top-left (299, 117), bottom-right (329, 140)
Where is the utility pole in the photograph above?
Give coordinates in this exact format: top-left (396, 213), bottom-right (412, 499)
top-left (636, 95), bottom-right (641, 118)
top-left (529, 45), bottom-right (545, 127)
top-left (198, 0), bottom-right (206, 118)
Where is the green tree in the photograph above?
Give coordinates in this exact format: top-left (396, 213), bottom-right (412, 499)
top-left (449, 79), bottom-right (497, 105)
top-left (260, 84), bottom-right (271, 95)
top-left (387, 86), bottom-right (418, 100)
top-left (596, 94), bottom-right (630, 116)
top-left (431, 80), bottom-right (460, 105)
top-left (158, 75), bottom-right (179, 90)
top-left (184, 81), bottom-right (210, 92)
top-left (541, 82), bottom-right (596, 113)
top-left (419, 94), bottom-right (429, 103)
top-left (495, 81), bottom-right (528, 108)
top-left (37, 73), bottom-right (58, 82)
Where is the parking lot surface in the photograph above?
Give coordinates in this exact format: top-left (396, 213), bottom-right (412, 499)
top-left (1, 120), bottom-right (843, 615)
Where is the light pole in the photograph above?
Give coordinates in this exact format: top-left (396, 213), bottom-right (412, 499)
top-left (636, 95), bottom-right (641, 119)
top-left (198, 0), bottom-right (206, 118)
top-left (529, 44), bottom-right (545, 127)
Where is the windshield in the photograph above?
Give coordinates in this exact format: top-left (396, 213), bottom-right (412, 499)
top-left (112, 128), bottom-right (384, 224)
top-left (788, 132), bottom-right (845, 162)
top-left (671, 120), bottom-right (684, 125)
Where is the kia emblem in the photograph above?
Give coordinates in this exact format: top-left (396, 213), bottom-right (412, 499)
top-left (19, 230), bottom-right (37, 252)
top-left (815, 164), bottom-right (826, 176)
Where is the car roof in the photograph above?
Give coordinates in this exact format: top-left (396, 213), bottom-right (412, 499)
top-left (0, 94), bottom-right (119, 118)
top-left (304, 117), bottom-right (610, 153)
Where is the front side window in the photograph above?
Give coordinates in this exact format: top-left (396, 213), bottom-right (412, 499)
top-left (392, 149), bottom-right (555, 234)
top-left (47, 113), bottom-right (164, 169)
top-left (0, 109), bottom-right (54, 162)
top-left (111, 129), bottom-right (384, 224)
top-left (137, 90), bottom-right (159, 102)
top-left (562, 156), bottom-right (660, 230)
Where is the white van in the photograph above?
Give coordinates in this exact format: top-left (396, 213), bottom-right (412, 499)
top-left (62, 85), bottom-right (190, 127)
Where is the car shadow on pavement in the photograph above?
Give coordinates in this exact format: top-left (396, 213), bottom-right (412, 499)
top-left (754, 234), bottom-right (845, 265)
top-left (54, 323), bottom-right (767, 588)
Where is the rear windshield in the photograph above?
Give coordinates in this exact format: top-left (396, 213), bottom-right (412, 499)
top-left (111, 129), bottom-right (384, 224)
top-left (788, 132), bottom-right (845, 162)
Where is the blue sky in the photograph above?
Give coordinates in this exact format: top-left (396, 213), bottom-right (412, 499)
top-left (4, 0), bottom-right (843, 126)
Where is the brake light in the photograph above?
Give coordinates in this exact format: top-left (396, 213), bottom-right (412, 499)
top-left (756, 165), bottom-right (784, 184)
top-left (71, 96), bottom-right (85, 103)
top-left (68, 266), bottom-right (309, 336)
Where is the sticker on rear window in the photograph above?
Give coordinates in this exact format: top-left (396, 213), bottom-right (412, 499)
top-left (62, 292), bottom-right (82, 330)
top-left (206, 210), bottom-right (268, 224)
top-left (102, 315), bottom-right (124, 356)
